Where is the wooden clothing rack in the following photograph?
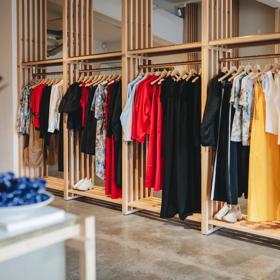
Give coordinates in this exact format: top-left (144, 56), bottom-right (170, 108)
top-left (79, 66), bottom-right (122, 73)
top-left (138, 60), bottom-right (201, 69)
top-left (33, 71), bottom-right (63, 77)
top-left (16, 0), bottom-right (280, 241)
top-left (219, 53), bottom-right (280, 62)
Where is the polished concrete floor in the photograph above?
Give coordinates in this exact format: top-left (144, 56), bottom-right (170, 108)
top-left (52, 198), bottom-right (280, 280)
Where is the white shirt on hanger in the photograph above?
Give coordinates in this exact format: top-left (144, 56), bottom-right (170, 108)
top-left (120, 75), bottom-right (145, 141)
top-left (48, 80), bottom-right (64, 133)
top-left (262, 71), bottom-right (278, 135)
top-left (274, 75), bottom-right (280, 144)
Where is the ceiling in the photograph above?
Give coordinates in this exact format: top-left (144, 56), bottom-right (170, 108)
top-left (257, 0), bottom-right (280, 8)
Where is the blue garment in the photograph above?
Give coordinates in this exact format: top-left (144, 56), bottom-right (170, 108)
top-left (120, 76), bottom-right (145, 141)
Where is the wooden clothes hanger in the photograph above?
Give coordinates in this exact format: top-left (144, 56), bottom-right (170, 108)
top-left (85, 74), bottom-right (98, 87)
top-left (171, 69), bottom-right (180, 81)
top-left (218, 66), bottom-right (237, 82)
top-left (178, 68), bottom-right (188, 80)
top-left (77, 74), bottom-right (85, 83)
top-left (251, 64), bottom-right (272, 81)
top-left (151, 69), bottom-right (168, 85)
top-left (228, 65), bottom-right (245, 82)
top-left (185, 69), bottom-right (197, 81)
top-left (192, 69), bottom-right (202, 84)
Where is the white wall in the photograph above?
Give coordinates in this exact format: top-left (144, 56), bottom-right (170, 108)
top-left (0, 0), bottom-right (18, 173)
top-left (239, 0), bottom-right (275, 59)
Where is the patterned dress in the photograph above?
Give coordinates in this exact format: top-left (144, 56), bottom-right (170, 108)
top-left (16, 83), bottom-right (33, 135)
top-left (91, 83), bottom-right (107, 180)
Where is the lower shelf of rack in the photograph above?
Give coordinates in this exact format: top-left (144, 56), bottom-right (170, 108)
top-left (69, 187), bottom-right (122, 205)
top-left (128, 196), bottom-right (201, 222)
top-left (44, 176), bottom-right (65, 192)
top-left (209, 218), bottom-right (280, 240)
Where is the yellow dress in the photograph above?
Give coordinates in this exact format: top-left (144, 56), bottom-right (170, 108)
top-left (248, 82), bottom-right (280, 222)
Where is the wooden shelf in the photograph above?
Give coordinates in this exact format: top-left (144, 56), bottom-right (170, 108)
top-left (44, 176), bottom-right (65, 192)
top-left (209, 33), bottom-right (280, 48)
top-left (20, 52), bottom-right (122, 67)
top-left (69, 186), bottom-right (122, 205)
top-left (21, 58), bottom-right (64, 67)
top-left (127, 42), bottom-right (202, 57)
top-left (209, 218), bottom-right (280, 240)
top-left (128, 196), bottom-right (162, 213)
top-left (66, 51), bottom-right (122, 62)
top-left (128, 197), bottom-right (201, 223)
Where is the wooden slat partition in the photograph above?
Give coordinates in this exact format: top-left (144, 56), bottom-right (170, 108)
top-left (17, 0), bottom-right (48, 177)
top-left (185, 3), bottom-right (199, 70)
top-left (275, 9), bottom-right (280, 62)
top-left (64, 0), bottom-right (94, 193)
top-left (201, 0), bottom-right (237, 234)
top-left (123, 0), bottom-right (203, 215)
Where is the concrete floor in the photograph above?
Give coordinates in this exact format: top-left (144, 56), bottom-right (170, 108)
top-left (52, 198), bottom-right (280, 280)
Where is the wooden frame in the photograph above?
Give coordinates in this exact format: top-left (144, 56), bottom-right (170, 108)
top-left (0, 216), bottom-right (96, 280)
top-left (121, 0), bottom-right (203, 223)
top-left (16, 0), bottom-right (280, 241)
top-left (201, 0), bottom-right (280, 240)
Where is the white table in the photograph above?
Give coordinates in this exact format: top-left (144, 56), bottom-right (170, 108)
top-left (0, 214), bottom-right (96, 280)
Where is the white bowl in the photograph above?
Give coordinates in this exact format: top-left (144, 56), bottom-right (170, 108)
top-left (0, 192), bottom-right (54, 217)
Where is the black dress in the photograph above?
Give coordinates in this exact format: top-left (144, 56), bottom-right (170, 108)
top-left (81, 86), bottom-right (97, 155)
top-left (203, 76), bottom-right (249, 205)
top-left (211, 81), bottom-right (234, 203)
top-left (111, 81), bottom-right (122, 187)
top-left (39, 85), bottom-right (52, 139)
top-left (107, 81), bottom-right (122, 187)
top-left (160, 77), bottom-right (201, 220)
top-left (58, 82), bottom-right (82, 130)
top-left (201, 72), bottom-right (225, 146)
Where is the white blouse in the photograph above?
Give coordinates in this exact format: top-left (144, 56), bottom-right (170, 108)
top-left (262, 71), bottom-right (279, 135)
top-left (274, 75), bottom-right (280, 144)
top-left (48, 80), bottom-right (64, 133)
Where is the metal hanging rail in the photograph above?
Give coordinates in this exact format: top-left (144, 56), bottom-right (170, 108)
top-left (32, 71), bottom-right (63, 76)
top-left (79, 66), bottom-right (121, 73)
top-left (219, 53), bottom-right (280, 62)
top-left (138, 60), bottom-right (201, 69)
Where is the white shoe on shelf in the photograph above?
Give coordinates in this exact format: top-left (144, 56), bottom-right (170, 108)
top-left (214, 203), bottom-right (230, 221)
top-left (76, 179), bottom-right (93, 191)
top-left (222, 205), bottom-right (242, 223)
top-left (73, 178), bottom-right (85, 190)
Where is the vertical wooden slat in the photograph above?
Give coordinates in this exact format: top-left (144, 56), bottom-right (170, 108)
top-left (27, 0), bottom-right (30, 60)
top-left (148, 0), bottom-right (152, 47)
top-left (122, 0), bottom-right (129, 213)
top-left (17, 0), bottom-right (23, 176)
top-left (75, 0), bottom-right (79, 56)
top-left (43, 0), bottom-right (47, 59)
top-left (85, 0), bottom-right (89, 55)
top-left (81, 0), bottom-right (85, 55)
top-left (89, 0), bottom-right (93, 53)
top-left (229, 0), bottom-right (232, 37)
top-left (275, 9), bottom-right (280, 63)
top-left (140, 0), bottom-right (144, 49)
top-left (201, 0), bottom-right (211, 235)
top-left (63, 0), bottom-right (69, 198)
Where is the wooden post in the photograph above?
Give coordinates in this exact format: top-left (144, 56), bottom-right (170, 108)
top-left (62, 0), bottom-right (69, 199)
top-left (201, 0), bottom-right (211, 235)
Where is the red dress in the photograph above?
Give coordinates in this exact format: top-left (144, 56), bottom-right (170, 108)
top-left (145, 84), bottom-right (163, 191)
top-left (131, 75), bottom-right (164, 191)
top-left (105, 83), bottom-right (122, 199)
top-left (30, 83), bottom-right (47, 129)
top-left (80, 83), bottom-right (90, 128)
top-left (131, 75), bottom-right (157, 143)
